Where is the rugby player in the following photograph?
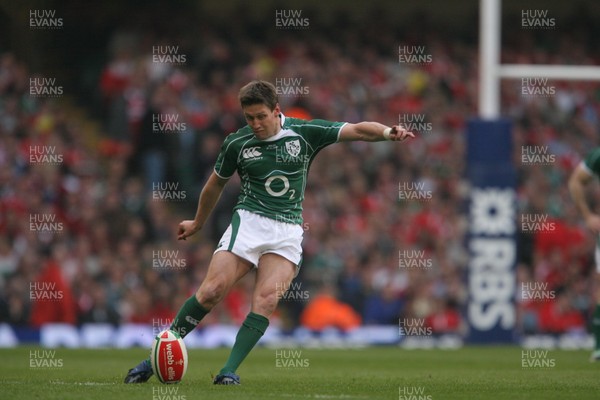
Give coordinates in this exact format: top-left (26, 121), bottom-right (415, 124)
top-left (124, 80), bottom-right (414, 384)
top-left (569, 149), bottom-right (600, 361)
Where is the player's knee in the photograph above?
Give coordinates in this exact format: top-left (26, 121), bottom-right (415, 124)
top-left (252, 291), bottom-right (279, 316)
top-left (196, 279), bottom-right (228, 307)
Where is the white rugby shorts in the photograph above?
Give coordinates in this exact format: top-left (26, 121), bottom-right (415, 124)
top-left (214, 209), bottom-right (303, 272)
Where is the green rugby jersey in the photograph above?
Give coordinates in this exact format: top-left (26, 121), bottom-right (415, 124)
top-left (214, 115), bottom-right (345, 224)
top-left (584, 148), bottom-right (600, 176)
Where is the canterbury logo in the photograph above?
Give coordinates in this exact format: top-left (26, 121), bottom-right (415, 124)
top-left (185, 316), bottom-right (200, 326)
top-left (242, 147), bottom-right (262, 159)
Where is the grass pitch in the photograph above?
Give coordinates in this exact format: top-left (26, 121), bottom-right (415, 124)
top-left (0, 346), bottom-right (599, 399)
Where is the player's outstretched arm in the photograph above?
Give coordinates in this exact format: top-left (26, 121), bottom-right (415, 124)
top-left (569, 164), bottom-right (600, 234)
top-left (338, 122), bottom-right (415, 142)
top-left (178, 171), bottom-right (229, 240)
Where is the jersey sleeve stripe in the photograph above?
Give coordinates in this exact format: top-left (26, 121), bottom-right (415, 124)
top-left (335, 122), bottom-right (347, 142)
top-left (213, 168), bottom-right (233, 179)
top-left (289, 121), bottom-right (346, 143)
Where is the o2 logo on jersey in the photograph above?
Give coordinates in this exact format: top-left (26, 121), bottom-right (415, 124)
top-left (265, 175), bottom-right (296, 200)
top-left (242, 147), bottom-right (262, 160)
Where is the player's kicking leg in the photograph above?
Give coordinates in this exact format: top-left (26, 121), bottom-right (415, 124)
top-left (213, 253), bottom-right (296, 385)
top-left (124, 251), bottom-right (252, 383)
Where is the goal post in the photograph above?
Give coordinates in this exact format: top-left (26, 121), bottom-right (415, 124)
top-left (478, 0), bottom-right (600, 119)
top-left (499, 64), bottom-right (600, 80)
top-left (467, 0), bottom-right (600, 343)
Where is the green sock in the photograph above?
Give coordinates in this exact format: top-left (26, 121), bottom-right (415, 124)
top-left (169, 295), bottom-right (210, 339)
top-left (593, 304), bottom-right (600, 351)
top-left (219, 312), bottom-right (269, 374)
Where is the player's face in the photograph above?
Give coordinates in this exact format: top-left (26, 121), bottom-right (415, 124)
top-left (242, 103), bottom-right (281, 140)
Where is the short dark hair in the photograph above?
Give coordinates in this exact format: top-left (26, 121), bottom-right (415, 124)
top-left (238, 80), bottom-right (279, 110)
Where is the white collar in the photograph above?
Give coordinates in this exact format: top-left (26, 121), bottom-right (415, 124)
top-left (261, 113), bottom-right (287, 142)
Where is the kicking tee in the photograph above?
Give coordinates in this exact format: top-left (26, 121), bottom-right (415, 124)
top-left (214, 115), bottom-right (345, 224)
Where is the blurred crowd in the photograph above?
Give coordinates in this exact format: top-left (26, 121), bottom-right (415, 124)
top-left (0, 12), bottom-right (599, 339)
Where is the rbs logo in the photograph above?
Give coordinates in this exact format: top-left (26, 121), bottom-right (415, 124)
top-left (468, 188), bottom-right (516, 332)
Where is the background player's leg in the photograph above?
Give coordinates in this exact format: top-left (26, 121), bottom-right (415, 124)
top-left (169, 250), bottom-right (253, 338)
top-left (590, 245), bottom-right (600, 361)
top-left (218, 253), bottom-right (295, 376)
top-left (591, 274), bottom-right (600, 361)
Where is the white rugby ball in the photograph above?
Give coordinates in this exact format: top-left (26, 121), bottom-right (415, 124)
top-left (150, 329), bottom-right (188, 384)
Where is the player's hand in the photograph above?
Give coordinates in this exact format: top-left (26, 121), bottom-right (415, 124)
top-left (389, 125), bottom-right (415, 141)
top-left (585, 214), bottom-right (600, 234)
top-left (178, 220), bottom-right (201, 241)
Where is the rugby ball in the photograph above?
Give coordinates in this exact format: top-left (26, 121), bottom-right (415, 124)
top-left (150, 329), bottom-right (188, 384)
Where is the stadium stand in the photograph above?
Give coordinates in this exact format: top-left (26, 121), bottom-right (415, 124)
top-left (0, 5), bottom-right (599, 342)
